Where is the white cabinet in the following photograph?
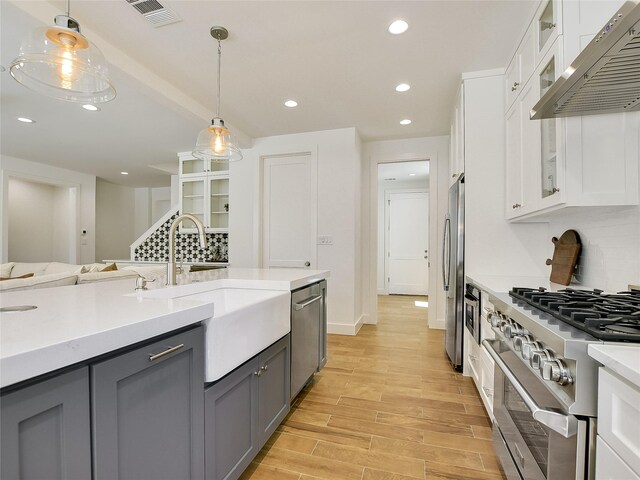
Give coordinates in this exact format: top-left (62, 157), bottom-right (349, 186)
top-left (449, 83), bottom-right (465, 186)
top-left (505, 25), bottom-right (536, 112)
top-left (596, 368), bottom-right (640, 477)
top-left (504, 0), bottom-right (639, 221)
top-left (179, 153), bottom-right (229, 233)
top-left (596, 437), bottom-right (640, 480)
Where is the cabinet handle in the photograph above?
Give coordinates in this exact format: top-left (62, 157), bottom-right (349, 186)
top-left (552, 187), bottom-right (560, 193)
top-left (254, 370), bottom-right (262, 377)
top-left (148, 343), bottom-right (184, 362)
top-left (512, 203), bottom-right (522, 209)
top-left (511, 82), bottom-right (520, 92)
top-left (483, 386), bottom-right (494, 398)
top-left (452, 173), bottom-right (457, 178)
top-left (261, 364), bottom-right (269, 372)
top-left (469, 354), bottom-right (478, 362)
top-left (541, 21), bottom-right (556, 31)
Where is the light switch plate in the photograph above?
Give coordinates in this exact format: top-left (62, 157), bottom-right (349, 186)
top-left (317, 235), bottom-right (333, 245)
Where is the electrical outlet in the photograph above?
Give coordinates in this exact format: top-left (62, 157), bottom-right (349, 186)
top-left (317, 235), bottom-right (333, 245)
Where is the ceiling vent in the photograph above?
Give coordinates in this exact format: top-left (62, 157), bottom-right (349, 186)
top-left (126, 0), bottom-right (182, 28)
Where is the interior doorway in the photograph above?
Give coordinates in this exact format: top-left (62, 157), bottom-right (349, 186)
top-left (377, 161), bottom-right (430, 295)
top-left (7, 177), bottom-right (78, 263)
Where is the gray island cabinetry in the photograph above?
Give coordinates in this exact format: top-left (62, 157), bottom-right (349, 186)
top-left (205, 334), bottom-right (290, 480)
top-left (1, 368), bottom-right (92, 479)
top-left (1, 326), bottom-right (205, 480)
top-left (92, 326), bottom-right (205, 480)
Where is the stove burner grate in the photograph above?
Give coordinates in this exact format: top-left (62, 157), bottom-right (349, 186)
top-left (510, 287), bottom-right (640, 342)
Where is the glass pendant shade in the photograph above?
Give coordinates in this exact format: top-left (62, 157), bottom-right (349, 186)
top-left (10, 15), bottom-right (116, 103)
top-left (194, 118), bottom-right (242, 162)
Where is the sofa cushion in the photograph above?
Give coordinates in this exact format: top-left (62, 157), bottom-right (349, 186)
top-left (76, 270), bottom-right (137, 284)
top-left (11, 262), bottom-right (50, 277)
top-left (0, 262), bottom-right (15, 277)
top-left (42, 262), bottom-right (85, 276)
top-left (0, 273), bottom-right (78, 292)
top-left (0, 273), bottom-right (34, 281)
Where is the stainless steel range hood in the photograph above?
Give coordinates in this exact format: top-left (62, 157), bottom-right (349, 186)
top-left (531, 0), bottom-right (640, 119)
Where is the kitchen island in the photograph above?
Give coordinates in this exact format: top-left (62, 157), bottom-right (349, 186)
top-left (0, 267), bottom-right (329, 480)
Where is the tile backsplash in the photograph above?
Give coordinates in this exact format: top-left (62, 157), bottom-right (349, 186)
top-left (134, 212), bottom-right (228, 262)
top-left (548, 206), bottom-right (640, 292)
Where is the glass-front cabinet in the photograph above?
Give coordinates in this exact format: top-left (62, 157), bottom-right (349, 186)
top-left (179, 153), bottom-right (230, 233)
top-left (535, 38), bottom-right (563, 210)
top-left (535, 0), bottom-right (561, 66)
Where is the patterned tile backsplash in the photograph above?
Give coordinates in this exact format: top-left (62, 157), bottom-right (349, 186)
top-left (134, 212), bottom-right (228, 262)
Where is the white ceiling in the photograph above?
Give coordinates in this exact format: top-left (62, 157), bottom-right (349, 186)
top-left (1, 0), bottom-right (536, 187)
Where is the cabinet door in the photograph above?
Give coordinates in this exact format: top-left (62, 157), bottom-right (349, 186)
top-left (257, 335), bottom-right (291, 447)
top-left (205, 357), bottom-right (258, 480)
top-left (209, 176), bottom-right (230, 232)
top-left (534, 0), bottom-right (562, 67)
top-left (505, 103), bottom-right (523, 219)
top-left (1, 368), bottom-right (91, 480)
top-left (92, 327), bottom-right (205, 480)
top-left (596, 436), bottom-right (640, 480)
top-left (180, 177), bottom-right (207, 230)
top-left (181, 157), bottom-right (209, 177)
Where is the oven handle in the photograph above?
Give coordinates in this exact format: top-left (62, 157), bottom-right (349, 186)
top-left (483, 339), bottom-right (578, 438)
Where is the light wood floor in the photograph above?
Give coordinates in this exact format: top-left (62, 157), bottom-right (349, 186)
top-left (240, 295), bottom-right (506, 480)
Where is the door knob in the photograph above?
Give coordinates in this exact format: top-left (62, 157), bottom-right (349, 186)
top-left (304, 261), bottom-right (311, 267)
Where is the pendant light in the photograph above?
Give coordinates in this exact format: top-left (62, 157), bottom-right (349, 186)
top-left (9, 0), bottom-right (116, 103)
top-left (193, 26), bottom-right (242, 162)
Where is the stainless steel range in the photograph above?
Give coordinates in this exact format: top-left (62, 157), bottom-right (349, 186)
top-left (483, 287), bottom-right (640, 480)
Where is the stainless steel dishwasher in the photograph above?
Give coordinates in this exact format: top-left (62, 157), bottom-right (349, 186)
top-left (290, 280), bottom-right (326, 399)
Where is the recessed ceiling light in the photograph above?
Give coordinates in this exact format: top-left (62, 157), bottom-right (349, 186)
top-left (400, 119), bottom-right (412, 125)
top-left (82, 104), bottom-right (100, 111)
top-left (284, 100), bottom-right (298, 108)
top-left (120, 171), bottom-right (129, 175)
top-left (396, 83), bottom-right (410, 92)
top-left (388, 20), bottom-right (409, 35)
top-left (17, 117), bottom-right (34, 123)
top-left (409, 173), bottom-right (416, 176)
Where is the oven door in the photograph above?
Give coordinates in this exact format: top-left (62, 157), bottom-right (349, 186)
top-left (484, 340), bottom-right (585, 480)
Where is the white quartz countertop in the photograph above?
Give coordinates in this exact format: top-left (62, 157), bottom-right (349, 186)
top-left (588, 344), bottom-right (640, 388)
top-left (0, 268), bottom-right (329, 389)
top-left (466, 274), bottom-right (605, 296)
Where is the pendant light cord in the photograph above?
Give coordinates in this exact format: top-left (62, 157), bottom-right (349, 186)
top-left (216, 38), bottom-right (222, 118)
top-left (65, 0), bottom-right (70, 16)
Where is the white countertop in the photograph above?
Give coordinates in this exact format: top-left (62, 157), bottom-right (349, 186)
top-left (0, 268), bottom-right (329, 389)
top-left (588, 344), bottom-right (640, 388)
top-left (466, 274), bottom-right (606, 296)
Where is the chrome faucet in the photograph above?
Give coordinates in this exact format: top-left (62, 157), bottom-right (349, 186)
top-left (167, 213), bottom-right (207, 286)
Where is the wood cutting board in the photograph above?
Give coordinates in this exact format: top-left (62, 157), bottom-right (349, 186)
top-left (545, 230), bottom-right (581, 286)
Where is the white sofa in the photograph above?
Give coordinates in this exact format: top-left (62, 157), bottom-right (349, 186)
top-left (0, 262), bottom-right (165, 293)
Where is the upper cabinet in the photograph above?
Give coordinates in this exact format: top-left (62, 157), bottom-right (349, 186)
top-left (449, 83), bottom-right (465, 186)
top-left (504, 0), bottom-right (638, 221)
top-left (179, 152), bottom-right (230, 233)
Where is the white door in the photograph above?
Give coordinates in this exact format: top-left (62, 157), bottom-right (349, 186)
top-left (386, 191), bottom-right (429, 294)
top-left (262, 153), bottom-right (317, 268)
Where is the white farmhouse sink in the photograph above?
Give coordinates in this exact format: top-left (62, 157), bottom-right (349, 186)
top-left (174, 288), bottom-right (290, 382)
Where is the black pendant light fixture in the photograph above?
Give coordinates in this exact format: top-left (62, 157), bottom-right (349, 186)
top-left (193, 26), bottom-right (242, 162)
top-left (10, 0), bottom-right (116, 103)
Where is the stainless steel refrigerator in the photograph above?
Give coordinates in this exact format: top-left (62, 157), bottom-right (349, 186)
top-left (442, 174), bottom-right (464, 371)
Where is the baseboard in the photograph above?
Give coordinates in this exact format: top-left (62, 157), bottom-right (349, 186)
top-left (328, 315), bottom-right (364, 336)
top-left (362, 313), bottom-right (376, 325)
top-left (377, 289), bottom-right (388, 295)
top-left (429, 317), bottom-right (445, 330)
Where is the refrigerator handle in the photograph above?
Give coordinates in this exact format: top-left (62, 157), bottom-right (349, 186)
top-left (442, 217), bottom-right (450, 291)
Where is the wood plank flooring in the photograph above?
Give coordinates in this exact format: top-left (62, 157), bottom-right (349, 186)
top-left (240, 295), bottom-right (506, 480)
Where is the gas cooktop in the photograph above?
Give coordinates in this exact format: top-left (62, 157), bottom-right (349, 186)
top-left (510, 287), bottom-right (640, 342)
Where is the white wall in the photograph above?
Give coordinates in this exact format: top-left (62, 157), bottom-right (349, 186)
top-left (96, 179), bottom-right (136, 261)
top-left (362, 136), bottom-right (450, 329)
top-left (546, 206), bottom-right (640, 291)
top-left (376, 177), bottom-right (429, 292)
top-left (229, 128), bottom-right (363, 334)
top-left (133, 186), bottom-right (172, 239)
top-left (464, 73), bottom-right (549, 280)
top-left (0, 155), bottom-right (96, 264)
top-left (7, 178), bottom-right (71, 262)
